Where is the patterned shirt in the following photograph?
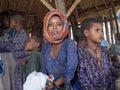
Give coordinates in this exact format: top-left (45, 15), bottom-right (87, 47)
top-left (0, 29), bottom-right (29, 61)
top-left (78, 45), bottom-right (115, 90)
top-left (42, 39), bottom-right (78, 81)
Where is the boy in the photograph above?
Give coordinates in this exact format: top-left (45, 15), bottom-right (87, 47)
top-left (24, 35), bottom-right (43, 76)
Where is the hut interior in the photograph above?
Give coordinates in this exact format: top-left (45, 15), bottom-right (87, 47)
top-left (0, 0), bottom-right (120, 46)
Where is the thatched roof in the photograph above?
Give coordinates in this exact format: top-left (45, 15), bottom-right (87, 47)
top-left (0, 0), bottom-right (120, 26)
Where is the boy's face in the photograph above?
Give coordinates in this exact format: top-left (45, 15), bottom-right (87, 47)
top-left (116, 33), bottom-right (120, 41)
top-left (25, 37), bottom-right (38, 51)
top-left (84, 23), bottom-right (103, 44)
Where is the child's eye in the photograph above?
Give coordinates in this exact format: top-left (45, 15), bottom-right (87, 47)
top-left (96, 29), bottom-right (99, 32)
top-left (96, 29), bottom-right (103, 33)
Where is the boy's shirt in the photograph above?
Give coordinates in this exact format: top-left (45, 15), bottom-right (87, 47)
top-left (24, 51), bottom-right (42, 76)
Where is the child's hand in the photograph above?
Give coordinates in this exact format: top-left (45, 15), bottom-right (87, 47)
top-left (18, 59), bottom-right (28, 65)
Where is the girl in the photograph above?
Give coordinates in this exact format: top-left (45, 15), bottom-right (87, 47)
top-left (77, 18), bottom-right (115, 90)
top-left (42, 9), bottom-right (78, 90)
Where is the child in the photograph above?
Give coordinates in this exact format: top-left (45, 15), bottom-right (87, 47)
top-left (73, 26), bottom-right (86, 47)
top-left (110, 32), bottom-right (120, 90)
top-left (0, 14), bottom-right (29, 90)
top-left (24, 35), bottom-right (43, 77)
top-left (110, 32), bottom-right (120, 57)
top-left (77, 18), bottom-right (115, 90)
top-left (71, 26), bottom-right (86, 90)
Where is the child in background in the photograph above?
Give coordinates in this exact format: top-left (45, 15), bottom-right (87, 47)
top-left (110, 32), bottom-right (120, 57)
top-left (24, 35), bottom-right (43, 77)
top-left (0, 14), bottom-right (29, 90)
top-left (77, 18), bottom-right (115, 90)
top-left (110, 32), bottom-right (120, 90)
top-left (71, 26), bottom-right (86, 90)
top-left (73, 26), bottom-right (86, 47)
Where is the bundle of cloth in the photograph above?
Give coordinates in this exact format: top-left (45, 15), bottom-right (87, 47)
top-left (23, 71), bottom-right (49, 90)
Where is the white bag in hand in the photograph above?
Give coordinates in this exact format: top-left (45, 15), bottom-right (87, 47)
top-left (23, 71), bottom-right (48, 90)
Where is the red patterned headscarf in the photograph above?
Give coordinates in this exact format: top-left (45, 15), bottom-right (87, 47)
top-left (43, 9), bottom-right (69, 43)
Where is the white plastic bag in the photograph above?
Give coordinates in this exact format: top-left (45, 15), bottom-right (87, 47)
top-left (23, 71), bottom-right (48, 90)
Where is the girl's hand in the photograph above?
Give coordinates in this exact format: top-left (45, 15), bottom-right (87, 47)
top-left (46, 78), bottom-right (65, 90)
top-left (54, 78), bottom-right (65, 86)
top-left (46, 82), bottom-right (53, 90)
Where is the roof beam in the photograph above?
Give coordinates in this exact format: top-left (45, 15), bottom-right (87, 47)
top-left (66, 0), bottom-right (81, 17)
top-left (78, 0), bottom-right (120, 17)
top-left (40, 0), bottom-right (54, 11)
top-left (54, 0), bottom-right (66, 13)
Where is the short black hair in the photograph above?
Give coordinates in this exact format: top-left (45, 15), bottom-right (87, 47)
top-left (73, 27), bottom-right (85, 43)
top-left (30, 35), bottom-right (43, 50)
top-left (81, 18), bottom-right (102, 34)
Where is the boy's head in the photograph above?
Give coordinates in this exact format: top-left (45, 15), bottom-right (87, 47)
top-left (73, 27), bottom-right (85, 42)
top-left (73, 27), bottom-right (86, 47)
top-left (116, 32), bottom-right (120, 41)
top-left (25, 35), bottom-right (43, 51)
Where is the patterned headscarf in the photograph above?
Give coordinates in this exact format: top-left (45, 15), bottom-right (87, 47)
top-left (43, 9), bottom-right (69, 43)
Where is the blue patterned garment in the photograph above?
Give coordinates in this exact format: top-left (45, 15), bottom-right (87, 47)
top-left (0, 29), bottom-right (29, 60)
top-left (78, 45), bottom-right (115, 90)
top-left (42, 39), bottom-right (78, 81)
top-left (0, 29), bottom-right (29, 90)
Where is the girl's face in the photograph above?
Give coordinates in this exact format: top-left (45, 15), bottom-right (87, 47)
top-left (10, 18), bottom-right (16, 29)
top-left (48, 16), bottom-right (63, 39)
top-left (84, 23), bottom-right (103, 44)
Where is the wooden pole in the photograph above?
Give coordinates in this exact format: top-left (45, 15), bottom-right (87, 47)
top-left (40, 0), bottom-right (54, 11)
top-left (28, 0), bottom-right (34, 10)
top-left (66, 0), bottom-right (81, 17)
top-left (104, 17), bottom-right (111, 45)
top-left (54, 0), bottom-right (66, 13)
top-left (109, 9), bottom-right (115, 44)
top-left (111, 1), bottom-right (119, 33)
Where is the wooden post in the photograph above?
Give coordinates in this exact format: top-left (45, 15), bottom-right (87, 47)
top-left (109, 9), bottom-right (115, 44)
top-left (111, 1), bottom-right (119, 33)
top-left (54, 0), bottom-right (66, 13)
top-left (40, 0), bottom-right (54, 11)
top-left (104, 17), bottom-right (111, 45)
top-left (28, 0), bottom-right (34, 10)
top-left (109, 20), bottom-right (114, 44)
top-left (66, 0), bottom-right (81, 17)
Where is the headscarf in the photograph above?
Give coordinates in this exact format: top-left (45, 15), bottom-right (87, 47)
top-left (43, 9), bottom-right (69, 44)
